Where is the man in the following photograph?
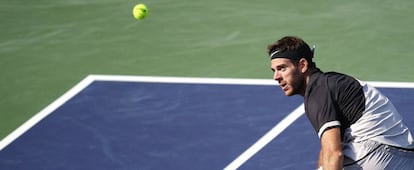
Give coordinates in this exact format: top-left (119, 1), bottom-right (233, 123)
top-left (267, 36), bottom-right (414, 169)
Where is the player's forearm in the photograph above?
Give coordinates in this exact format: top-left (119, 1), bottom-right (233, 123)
top-left (318, 149), bottom-right (323, 168)
top-left (319, 128), bottom-right (343, 170)
top-left (320, 149), bottom-right (343, 170)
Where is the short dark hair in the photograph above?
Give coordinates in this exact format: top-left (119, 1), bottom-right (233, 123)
top-left (267, 36), bottom-right (316, 68)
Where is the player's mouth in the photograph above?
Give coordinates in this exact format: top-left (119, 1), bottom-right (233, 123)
top-left (280, 82), bottom-right (288, 91)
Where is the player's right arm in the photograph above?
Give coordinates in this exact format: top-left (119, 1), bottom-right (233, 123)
top-left (319, 127), bottom-right (343, 170)
top-left (318, 149), bottom-right (323, 169)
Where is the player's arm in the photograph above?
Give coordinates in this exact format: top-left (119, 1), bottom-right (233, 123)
top-left (318, 149), bottom-right (323, 169)
top-left (318, 127), bottom-right (343, 170)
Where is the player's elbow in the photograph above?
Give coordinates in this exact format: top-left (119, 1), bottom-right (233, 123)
top-left (330, 147), bottom-right (343, 155)
top-left (324, 150), bottom-right (344, 169)
top-left (333, 150), bottom-right (344, 160)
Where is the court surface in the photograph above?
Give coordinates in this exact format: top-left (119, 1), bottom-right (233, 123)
top-left (0, 75), bottom-right (413, 170)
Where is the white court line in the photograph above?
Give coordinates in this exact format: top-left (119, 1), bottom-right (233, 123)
top-left (88, 74), bottom-right (277, 86)
top-left (365, 81), bottom-right (414, 88)
top-left (223, 103), bottom-right (305, 170)
top-left (0, 76), bottom-right (96, 151)
top-left (0, 75), bottom-right (276, 151)
top-left (1, 75), bottom-right (413, 152)
top-left (89, 74), bottom-right (414, 88)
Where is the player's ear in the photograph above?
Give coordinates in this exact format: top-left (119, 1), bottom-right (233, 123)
top-left (299, 58), bottom-right (308, 73)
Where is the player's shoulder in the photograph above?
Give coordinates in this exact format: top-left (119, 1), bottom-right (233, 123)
top-left (324, 71), bottom-right (352, 79)
top-left (310, 71), bottom-right (361, 92)
top-left (323, 71), bottom-right (359, 84)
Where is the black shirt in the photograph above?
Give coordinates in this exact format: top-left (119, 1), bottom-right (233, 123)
top-left (304, 71), bottom-right (365, 139)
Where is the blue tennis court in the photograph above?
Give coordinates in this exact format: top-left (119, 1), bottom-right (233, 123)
top-left (0, 75), bottom-right (413, 170)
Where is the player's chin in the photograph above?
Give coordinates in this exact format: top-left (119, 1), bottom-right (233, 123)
top-left (284, 92), bottom-right (295, 96)
top-left (282, 89), bottom-right (295, 96)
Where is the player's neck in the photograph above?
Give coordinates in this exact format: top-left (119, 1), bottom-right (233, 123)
top-left (300, 68), bottom-right (320, 96)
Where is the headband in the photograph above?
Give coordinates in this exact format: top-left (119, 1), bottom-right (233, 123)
top-left (270, 50), bottom-right (303, 60)
top-left (270, 45), bottom-right (316, 60)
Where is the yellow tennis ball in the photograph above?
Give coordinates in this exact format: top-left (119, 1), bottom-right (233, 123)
top-left (133, 4), bottom-right (148, 20)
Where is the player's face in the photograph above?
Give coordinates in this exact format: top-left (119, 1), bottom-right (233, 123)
top-left (270, 58), bottom-right (306, 96)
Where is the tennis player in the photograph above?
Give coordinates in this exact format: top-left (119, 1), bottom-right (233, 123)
top-left (267, 36), bottom-right (414, 169)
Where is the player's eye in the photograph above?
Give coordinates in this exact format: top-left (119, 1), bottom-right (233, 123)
top-left (276, 66), bottom-right (286, 72)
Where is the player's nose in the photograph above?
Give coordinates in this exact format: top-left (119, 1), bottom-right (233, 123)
top-left (273, 71), bottom-right (282, 82)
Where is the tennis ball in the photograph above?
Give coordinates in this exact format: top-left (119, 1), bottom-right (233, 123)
top-left (133, 4), bottom-right (148, 20)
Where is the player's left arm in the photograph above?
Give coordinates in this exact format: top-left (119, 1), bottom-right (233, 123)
top-left (319, 127), bottom-right (343, 170)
